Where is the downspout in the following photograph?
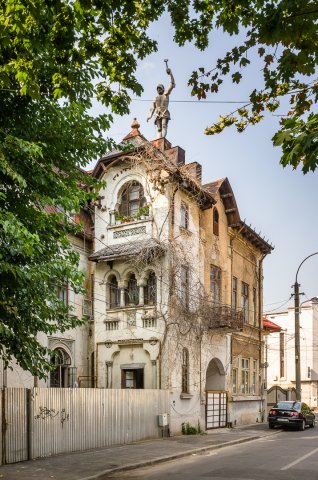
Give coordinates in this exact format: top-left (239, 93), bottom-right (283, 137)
top-left (158, 184), bottom-right (178, 390)
top-left (228, 224), bottom-right (245, 420)
top-left (258, 253), bottom-right (267, 421)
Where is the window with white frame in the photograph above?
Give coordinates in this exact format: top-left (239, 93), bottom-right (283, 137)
top-left (232, 367), bottom-right (238, 394)
top-left (252, 359), bottom-right (257, 394)
top-left (241, 358), bottom-right (249, 394)
top-left (180, 202), bottom-right (189, 229)
top-left (119, 181), bottom-right (146, 218)
top-left (56, 284), bottom-right (68, 305)
top-left (241, 282), bottom-right (249, 323)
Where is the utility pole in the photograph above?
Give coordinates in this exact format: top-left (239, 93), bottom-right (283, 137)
top-left (293, 252), bottom-right (318, 402)
top-left (293, 281), bottom-right (301, 401)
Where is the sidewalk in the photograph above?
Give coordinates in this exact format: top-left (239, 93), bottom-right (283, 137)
top-left (0, 423), bottom-right (280, 480)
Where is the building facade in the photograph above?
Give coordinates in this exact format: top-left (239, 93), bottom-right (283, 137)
top-left (0, 213), bottom-right (93, 390)
top-left (2, 119), bottom-right (273, 432)
top-left (88, 120), bottom-right (273, 431)
top-left (264, 298), bottom-right (318, 408)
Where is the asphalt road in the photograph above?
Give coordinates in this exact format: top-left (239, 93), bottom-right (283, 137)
top-left (106, 426), bottom-right (318, 480)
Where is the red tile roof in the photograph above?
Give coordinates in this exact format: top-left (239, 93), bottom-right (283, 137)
top-left (263, 317), bottom-right (281, 332)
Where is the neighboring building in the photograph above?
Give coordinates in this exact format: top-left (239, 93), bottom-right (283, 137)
top-left (264, 298), bottom-right (318, 408)
top-left (0, 210), bottom-right (93, 389)
top-left (89, 119), bottom-right (273, 431)
top-left (2, 118), bottom-right (273, 431)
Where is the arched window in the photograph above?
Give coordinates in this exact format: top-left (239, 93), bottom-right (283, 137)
top-left (50, 348), bottom-right (72, 388)
top-left (109, 275), bottom-right (120, 309)
top-left (119, 181), bottom-right (145, 218)
top-left (144, 271), bottom-right (157, 305)
top-left (213, 208), bottom-right (219, 236)
top-left (125, 273), bottom-right (139, 306)
top-left (181, 348), bottom-right (189, 394)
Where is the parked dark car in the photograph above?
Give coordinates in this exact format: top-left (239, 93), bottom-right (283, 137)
top-left (268, 401), bottom-right (316, 430)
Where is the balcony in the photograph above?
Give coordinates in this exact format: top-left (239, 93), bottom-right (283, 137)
top-left (207, 304), bottom-right (243, 331)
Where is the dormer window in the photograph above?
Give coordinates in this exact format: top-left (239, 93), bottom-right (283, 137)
top-left (119, 182), bottom-right (145, 218)
top-left (213, 208), bottom-right (219, 236)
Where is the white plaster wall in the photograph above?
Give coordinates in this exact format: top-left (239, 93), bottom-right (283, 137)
top-left (3, 237), bottom-right (90, 388)
top-left (266, 304), bottom-right (318, 406)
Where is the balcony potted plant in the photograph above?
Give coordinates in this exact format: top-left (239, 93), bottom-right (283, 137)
top-left (114, 211), bottom-right (122, 225)
top-left (138, 205), bottom-right (149, 220)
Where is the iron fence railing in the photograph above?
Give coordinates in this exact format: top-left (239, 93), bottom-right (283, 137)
top-left (207, 304), bottom-right (243, 331)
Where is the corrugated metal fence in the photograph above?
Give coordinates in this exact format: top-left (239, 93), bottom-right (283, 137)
top-left (1, 388), bottom-right (170, 465)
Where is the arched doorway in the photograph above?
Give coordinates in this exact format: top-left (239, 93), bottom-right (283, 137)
top-left (50, 348), bottom-right (72, 387)
top-left (205, 357), bottom-right (227, 429)
top-left (206, 357), bottom-right (226, 390)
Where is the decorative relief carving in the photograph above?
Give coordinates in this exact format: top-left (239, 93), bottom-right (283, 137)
top-left (113, 226), bottom-right (146, 239)
top-left (127, 312), bottom-right (136, 326)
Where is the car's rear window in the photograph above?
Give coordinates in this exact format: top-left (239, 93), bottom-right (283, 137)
top-left (274, 402), bottom-right (300, 410)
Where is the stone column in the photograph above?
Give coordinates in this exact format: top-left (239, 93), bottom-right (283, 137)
top-left (118, 283), bottom-right (126, 308)
top-left (139, 283), bottom-right (145, 306)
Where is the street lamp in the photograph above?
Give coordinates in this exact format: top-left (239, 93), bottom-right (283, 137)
top-left (293, 252), bottom-right (318, 401)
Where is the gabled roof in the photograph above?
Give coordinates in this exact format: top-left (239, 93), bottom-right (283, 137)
top-left (204, 177), bottom-right (240, 226)
top-left (204, 177), bottom-right (273, 254)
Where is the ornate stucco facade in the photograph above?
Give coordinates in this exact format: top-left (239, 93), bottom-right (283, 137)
top-left (3, 119), bottom-right (273, 432)
top-left (88, 120), bottom-right (273, 431)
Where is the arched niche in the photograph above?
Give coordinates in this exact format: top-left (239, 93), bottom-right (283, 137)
top-left (205, 357), bottom-right (226, 391)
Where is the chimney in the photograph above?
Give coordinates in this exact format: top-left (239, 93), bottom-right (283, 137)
top-left (151, 138), bottom-right (172, 152)
top-left (182, 162), bottom-right (202, 184)
top-left (165, 146), bottom-right (185, 166)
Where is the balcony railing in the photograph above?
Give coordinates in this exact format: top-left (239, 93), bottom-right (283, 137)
top-left (207, 304), bottom-right (243, 331)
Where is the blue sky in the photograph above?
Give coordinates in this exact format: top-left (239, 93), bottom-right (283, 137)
top-left (89, 14), bottom-right (318, 312)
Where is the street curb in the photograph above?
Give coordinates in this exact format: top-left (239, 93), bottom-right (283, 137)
top-left (81, 430), bottom-right (281, 480)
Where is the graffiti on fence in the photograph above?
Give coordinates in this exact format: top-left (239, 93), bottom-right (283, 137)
top-left (35, 406), bottom-right (69, 426)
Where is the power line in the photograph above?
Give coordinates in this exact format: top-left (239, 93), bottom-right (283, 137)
top-left (132, 98), bottom-right (249, 104)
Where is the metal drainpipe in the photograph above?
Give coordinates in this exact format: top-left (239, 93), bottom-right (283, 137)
top-left (228, 225), bottom-right (244, 409)
top-left (258, 253), bottom-right (267, 420)
top-left (159, 185), bottom-right (177, 390)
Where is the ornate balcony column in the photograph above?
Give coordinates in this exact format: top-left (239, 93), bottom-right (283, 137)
top-left (138, 280), bottom-right (146, 306)
top-left (118, 282), bottom-right (127, 308)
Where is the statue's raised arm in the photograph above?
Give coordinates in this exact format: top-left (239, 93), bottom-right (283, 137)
top-left (164, 62), bottom-right (175, 95)
top-left (147, 60), bottom-right (175, 139)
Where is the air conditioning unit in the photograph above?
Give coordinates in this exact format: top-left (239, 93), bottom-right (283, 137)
top-left (82, 299), bottom-right (92, 318)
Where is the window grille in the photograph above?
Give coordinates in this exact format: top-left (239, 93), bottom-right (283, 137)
top-left (181, 348), bottom-right (189, 393)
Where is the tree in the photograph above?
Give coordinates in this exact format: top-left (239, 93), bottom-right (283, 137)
top-left (166, 0), bottom-right (318, 173)
top-left (1, 0), bottom-right (316, 378)
top-left (0, 0), bottom-right (164, 377)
